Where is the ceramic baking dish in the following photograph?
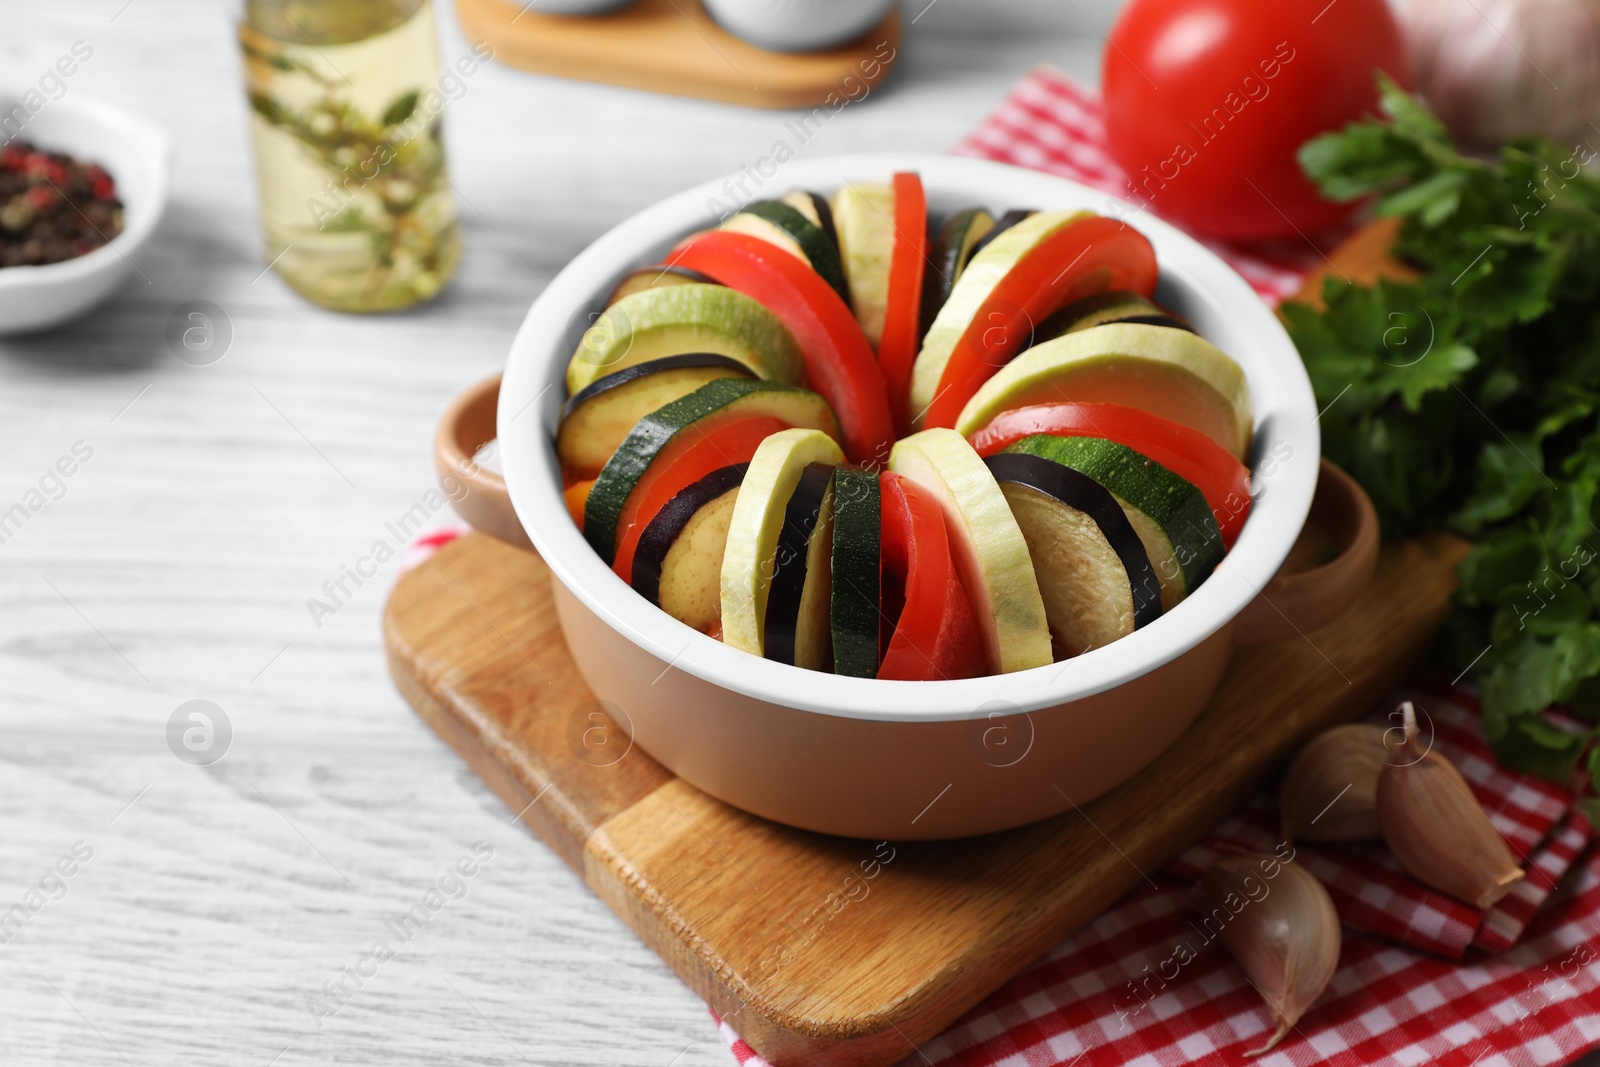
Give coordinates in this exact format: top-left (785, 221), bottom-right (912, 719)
top-left (439, 153), bottom-right (1378, 839)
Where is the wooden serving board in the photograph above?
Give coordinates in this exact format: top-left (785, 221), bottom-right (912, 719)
top-left (456, 0), bottom-right (901, 110)
top-left (385, 527), bottom-right (1467, 1066)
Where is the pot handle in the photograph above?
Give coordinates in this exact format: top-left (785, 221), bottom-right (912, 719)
top-left (435, 373), bottom-right (536, 552)
top-left (1233, 458), bottom-right (1380, 646)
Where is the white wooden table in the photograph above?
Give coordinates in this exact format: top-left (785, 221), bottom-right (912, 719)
top-left (0, 2), bottom-right (1113, 1063)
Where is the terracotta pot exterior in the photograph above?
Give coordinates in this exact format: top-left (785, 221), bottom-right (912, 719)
top-left (554, 580), bottom-right (1234, 839)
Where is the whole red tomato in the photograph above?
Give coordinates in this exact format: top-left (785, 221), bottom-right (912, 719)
top-left (1102, 0), bottom-right (1408, 240)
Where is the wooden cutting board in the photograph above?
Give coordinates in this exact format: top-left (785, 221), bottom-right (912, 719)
top-left (385, 526), bottom-right (1465, 1066)
top-left (455, 0), bottom-right (901, 110)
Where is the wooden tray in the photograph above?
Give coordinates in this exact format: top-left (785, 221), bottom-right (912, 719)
top-left (385, 527), bottom-right (1466, 1066)
top-left (456, 0), bottom-right (901, 110)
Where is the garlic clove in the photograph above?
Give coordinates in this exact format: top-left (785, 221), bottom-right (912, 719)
top-left (1280, 723), bottom-right (1389, 843)
top-left (1192, 851), bottom-right (1340, 1056)
top-left (1377, 701), bottom-right (1525, 909)
top-left (1405, 0), bottom-right (1600, 147)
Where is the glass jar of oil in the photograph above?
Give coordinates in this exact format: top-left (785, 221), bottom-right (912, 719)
top-left (240, 0), bottom-right (461, 312)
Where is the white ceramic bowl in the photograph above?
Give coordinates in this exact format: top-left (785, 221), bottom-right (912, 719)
top-left (0, 94), bottom-right (170, 336)
top-left (702, 0), bottom-right (896, 52)
top-left (496, 153), bottom-right (1326, 838)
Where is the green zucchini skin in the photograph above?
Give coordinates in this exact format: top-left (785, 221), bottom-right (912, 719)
top-left (829, 467), bottom-right (882, 678)
top-left (764, 462), bottom-right (834, 666)
top-left (583, 377), bottom-right (835, 564)
top-left (743, 200), bottom-right (853, 309)
top-left (1002, 434), bottom-right (1224, 595)
top-left (984, 451), bottom-right (1164, 630)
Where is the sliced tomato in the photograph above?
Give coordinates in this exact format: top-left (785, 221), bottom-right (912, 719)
top-left (967, 401), bottom-right (1252, 546)
top-left (669, 230), bottom-right (895, 467)
top-left (879, 173), bottom-right (928, 437)
top-left (611, 416), bottom-right (788, 582)
top-left (922, 216), bottom-right (1158, 430)
top-left (877, 472), bottom-right (989, 681)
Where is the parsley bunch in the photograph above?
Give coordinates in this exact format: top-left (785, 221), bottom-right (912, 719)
top-left (1284, 77), bottom-right (1600, 785)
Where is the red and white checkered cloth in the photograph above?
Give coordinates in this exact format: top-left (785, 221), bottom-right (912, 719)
top-left (408, 66), bottom-right (1600, 1067)
top-left (712, 686), bottom-right (1600, 1067)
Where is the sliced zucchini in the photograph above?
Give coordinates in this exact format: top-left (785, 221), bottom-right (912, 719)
top-left (585, 379), bottom-right (839, 564)
top-left (952, 322), bottom-right (1253, 459)
top-left (566, 283), bottom-right (805, 395)
top-left (829, 466), bottom-right (881, 678)
top-left (831, 182), bottom-right (897, 348)
top-left (1033, 290), bottom-right (1193, 343)
top-left (920, 207), bottom-right (995, 339)
top-left (720, 428), bottom-right (847, 658)
top-left (725, 199), bottom-right (851, 308)
top-left (764, 463), bottom-right (836, 670)
top-left (605, 265), bottom-right (713, 306)
top-left (1002, 434), bottom-right (1224, 610)
top-left (556, 354), bottom-right (753, 479)
top-left (887, 428), bottom-right (1052, 674)
top-left (632, 463), bottom-right (748, 633)
top-left (985, 452), bottom-right (1163, 658)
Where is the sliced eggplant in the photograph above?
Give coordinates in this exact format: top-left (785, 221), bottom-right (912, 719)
top-left (606, 265), bottom-right (714, 306)
top-left (1032, 290), bottom-right (1193, 345)
top-left (920, 207), bottom-right (995, 339)
top-left (556, 354), bottom-right (754, 479)
top-left (764, 462), bottom-right (836, 670)
top-left (984, 452), bottom-right (1162, 659)
top-left (829, 466), bottom-right (882, 678)
top-left (1002, 434), bottom-right (1223, 611)
top-left (632, 463), bottom-right (748, 633)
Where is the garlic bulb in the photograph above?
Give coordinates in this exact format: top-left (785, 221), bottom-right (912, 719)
top-left (1280, 723), bottom-right (1389, 843)
top-left (1404, 0), bottom-right (1600, 146)
top-left (1192, 852), bottom-right (1340, 1056)
top-left (1377, 702), bottom-right (1525, 908)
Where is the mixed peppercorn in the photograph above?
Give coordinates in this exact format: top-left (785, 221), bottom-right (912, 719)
top-left (0, 141), bottom-right (122, 268)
